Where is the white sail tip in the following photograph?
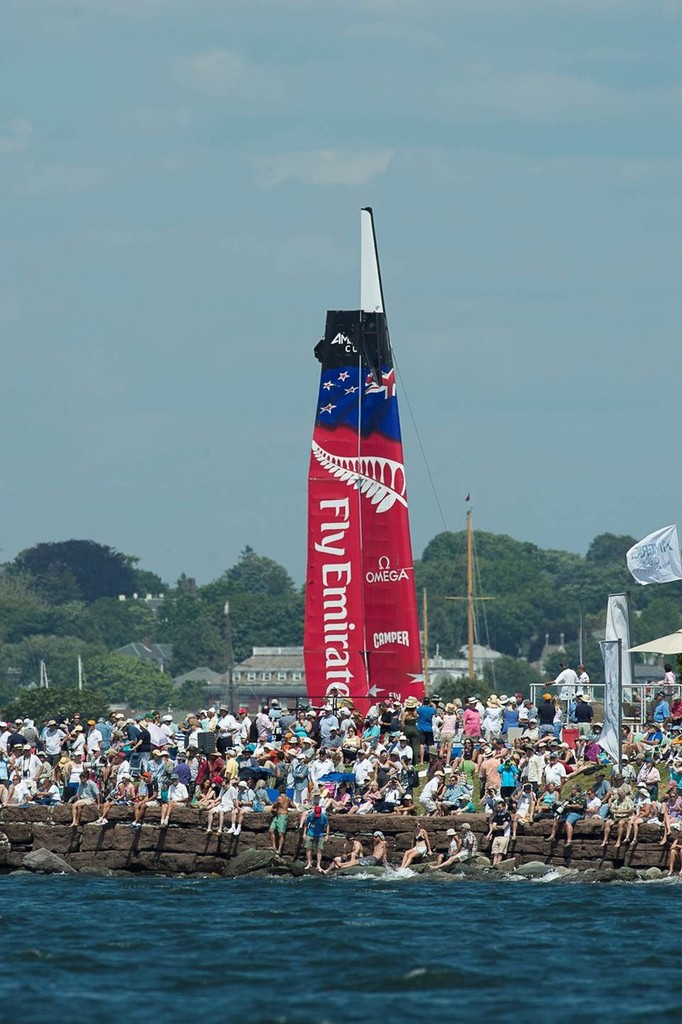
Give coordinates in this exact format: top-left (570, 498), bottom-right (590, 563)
top-left (360, 208), bottom-right (383, 314)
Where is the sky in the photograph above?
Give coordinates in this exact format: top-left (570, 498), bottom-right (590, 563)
top-left (2, 0), bottom-right (682, 587)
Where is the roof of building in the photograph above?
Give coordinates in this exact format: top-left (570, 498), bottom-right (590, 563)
top-left (117, 642), bottom-right (173, 663)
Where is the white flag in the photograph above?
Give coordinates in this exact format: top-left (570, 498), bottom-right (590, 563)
top-left (598, 639), bottom-right (621, 764)
top-left (626, 525), bottom-right (682, 586)
top-left (605, 593), bottom-right (632, 701)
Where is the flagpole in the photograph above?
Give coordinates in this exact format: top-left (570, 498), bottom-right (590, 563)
top-left (422, 588), bottom-right (430, 698)
top-left (578, 595), bottom-right (584, 666)
top-left (617, 638), bottom-right (623, 776)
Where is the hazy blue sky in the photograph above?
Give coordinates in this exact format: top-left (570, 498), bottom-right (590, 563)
top-left (2, 0), bottom-right (682, 586)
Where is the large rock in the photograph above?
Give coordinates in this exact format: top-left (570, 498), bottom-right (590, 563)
top-left (223, 848), bottom-right (293, 878)
top-left (23, 848), bottom-right (76, 874)
top-left (514, 860), bottom-right (555, 878)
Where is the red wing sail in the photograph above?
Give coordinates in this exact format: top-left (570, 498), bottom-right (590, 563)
top-left (304, 210), bottom-right (423, 713)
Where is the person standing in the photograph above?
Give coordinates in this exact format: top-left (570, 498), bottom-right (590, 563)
top-left (416, 698), bottom-right (436, 764)
top-left (304, 803), bottom-right (329, 873)
top-left (555, 662), bottom-right (579, 702)
top-left (573, 693), bottom-right (594, 737)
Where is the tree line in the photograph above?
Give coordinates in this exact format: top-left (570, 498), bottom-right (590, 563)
top-left (0, 531), bottom-right (679, 710)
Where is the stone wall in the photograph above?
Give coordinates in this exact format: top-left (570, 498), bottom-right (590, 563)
top-left (0, 804), bottom-right (672, 876)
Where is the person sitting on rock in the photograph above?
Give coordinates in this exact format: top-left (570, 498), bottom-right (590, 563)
top-left (599, 786), bottom-right (635, 850)
top-left (69, 769), bottom-right (100, 827)
top-left (511, 782), bottom-right (536, 840)
top-left (158, 773), bottom-right (188, 828)
top-left (325, 838), bottom-right (364, 873)
top-left (130, 772), bottom-right (155, 828)
top-left (205, 778), bottom-right (239, 835)
top-left (95, 778), bottom-right (135, 826)
top-left (623, 788), bottom-right (662, 845)
top-left (547, 783), bottom-right (585, 848)
top-left (400, 827), bottom-right (432, 869)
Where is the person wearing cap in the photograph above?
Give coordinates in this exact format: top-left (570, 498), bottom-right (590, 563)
top-left (485, 796), bottom-right (512, 864)
top-left (547, 783), bottom-right (586, 848)
top-left (204, 776), bottom-right (239, 836)
top-left (86, 720), bottom-right (103, 758)
top-left (599, 785), bottom-right (635, 849)
top-left (536, 693), bottom-right (556, 739)
top-left (158, 773), bottom-right (189, 828)
top-left (69, 769), bottom-right (101, 826)
top-left (237, 707), bottom-right (252, 746)
top-left (544, 751), bottom-right (567, 789)
top-left (17, 744), bottom-right (42, 784)
top-left (95, 776), bottom-right (136, 826)
top-left (303, 802), bottom-right (329, 872)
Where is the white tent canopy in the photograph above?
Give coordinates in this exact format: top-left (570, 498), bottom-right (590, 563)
top-left (628, 629), bottom-right (682, 655)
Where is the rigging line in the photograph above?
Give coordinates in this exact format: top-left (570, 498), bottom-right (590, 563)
top-left (355, 340), bottom-right (370, 688)
top-left (392, 350), bottom-right (449, 535)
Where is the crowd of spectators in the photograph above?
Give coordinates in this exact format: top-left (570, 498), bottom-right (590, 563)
top-left (1, 669), bottom-right (681, 872)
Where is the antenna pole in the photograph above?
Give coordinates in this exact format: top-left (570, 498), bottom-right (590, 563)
top-left (467, 508), bottom-right (474, 681)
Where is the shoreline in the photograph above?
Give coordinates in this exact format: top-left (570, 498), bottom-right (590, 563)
top-left (1, 805), bottom-right (676, 881)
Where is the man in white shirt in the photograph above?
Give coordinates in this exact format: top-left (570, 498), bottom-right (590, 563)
top-left (237, 708), bottom-right (252, 746)
top-left (577, 665), bottom-right (591, 699)
top-left (354, 751), bottom-right (374, 788)
top-left (17, 745), bottom-right (42, 783)
top-left (392, 735), bottom-right (414, 762)
top-left (555, 662), bottom-right (579, 701)
top-left (159, 774), bottom-right (188, 827)
top-left (544, 753), bottom-right (567, 789)
top-left (217, 707), bottom-right (239, 754)
top-left (43, 721), bottom-right (67, 765)
top-left (310, 751), bottom-right (334, 786)
top-left (420, 771), bottom-right (444, 815)
top-left (86, 721), bottom-right (103, 758)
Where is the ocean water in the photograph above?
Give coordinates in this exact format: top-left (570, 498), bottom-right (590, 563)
top-left (1, 873), bottom-right (681, 1023)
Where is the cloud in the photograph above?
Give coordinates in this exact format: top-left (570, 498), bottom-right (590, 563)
top-left (250, 148), bottom-right (395, 187)
top-left (20, 162), bottom-right (111, 196)
top-left (177, 48), bottom-right (286, 107)
top-left (441, 65), bottom-right (627, 121)
top-left (120, 104), bottom-right (193, 134)
top-left (0, 117), bottom-right (34, 155)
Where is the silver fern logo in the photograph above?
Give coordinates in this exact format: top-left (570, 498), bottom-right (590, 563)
top-left (311, 440), bottom-right (407, 513)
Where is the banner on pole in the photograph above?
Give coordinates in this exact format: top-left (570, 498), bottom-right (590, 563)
top-left (626, 525), bottom-right (682, 586)
top-left (605, 593), bottom-right (632, 700)
top-left (599, 639), bottom-right (621, 764)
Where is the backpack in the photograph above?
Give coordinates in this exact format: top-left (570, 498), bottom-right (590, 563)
top-left (292, 761), bottom-right (309, 782)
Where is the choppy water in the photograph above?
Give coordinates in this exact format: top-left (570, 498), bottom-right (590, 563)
top-left (1, 873), bottom-right (681, 1023)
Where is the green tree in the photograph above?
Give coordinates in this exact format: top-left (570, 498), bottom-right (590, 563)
top-left (158, 593), bottom-right (225, 675)
top-left (483, 656), bottom-right (543, 697)
top-left (4, 687), bottom-right (111, 723)
top-left (14, 540), bottom-right (138, 602)
top-left (585, 533), bottom-right (638, 565)
top-left (84, 654), bottom-right (176, 709)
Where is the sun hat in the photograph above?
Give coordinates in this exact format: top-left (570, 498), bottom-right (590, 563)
top-left (373, 830), bottom-right (385, 838)
top-left (498, 694), bottom-right (509, 704)
top-left (404, 696), bottom-right (419, 708)
top-left (446, 828), bottom-right (457, 836)
top-left (460, 822), bottom-right (472, 831)
top-left (487, 695), bottom-right (501, 707)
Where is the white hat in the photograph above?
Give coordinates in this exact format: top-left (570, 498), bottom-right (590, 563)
top-left (446, 828), bottom-right (457, 836)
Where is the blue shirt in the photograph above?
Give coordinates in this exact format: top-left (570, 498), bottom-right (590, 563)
top-left (501, 709), bottom-right (519, 734)
top-left (653, 701), bottom-right (670, 723)
top-left (305, 811), bottom-right (329, 838)
top-left (498, 763), bottom-right (520, 788)
top-left (417, 705), bottom-right (436, 733)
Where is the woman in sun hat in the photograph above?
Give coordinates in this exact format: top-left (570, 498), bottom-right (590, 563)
top-left (482, 694), bottom-right (503, 742)
top-left (438, 703), bottom-right (459, 764)
top-left (401, 696), bottom-right (420, 764)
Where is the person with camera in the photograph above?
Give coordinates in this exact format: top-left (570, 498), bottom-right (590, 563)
top-left (547, 783), bottom-right (586, 848)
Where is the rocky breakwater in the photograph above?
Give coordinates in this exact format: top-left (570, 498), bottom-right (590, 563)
top-left (0, 806), bottom-right (673, 879)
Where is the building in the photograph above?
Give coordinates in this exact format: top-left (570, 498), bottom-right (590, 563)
top-left (116, 640), bottom-right (173, 671)
top-left (427, 644), bottom-right (502, 689)
top-left (233, 646), bottom-right (308, 707)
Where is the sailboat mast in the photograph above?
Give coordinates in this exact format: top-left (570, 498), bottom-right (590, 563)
top-left (422, 588), bottom-right (430, 697)
top-left (467, 508), bottom-right (474, 681)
